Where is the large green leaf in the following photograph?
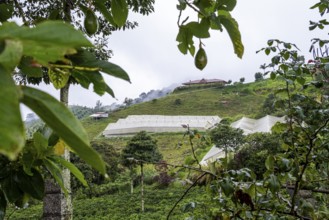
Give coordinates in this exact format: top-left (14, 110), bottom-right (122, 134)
top-left (220, 178), bottom-right (234, 196)
top-left (265, 155), bottom-right (275, 171)
top-left (176, 27), bottom-right (194, 55)
top-left (53, 156), bottom-right (88, 187)
top-left (217, 10), bottom-right (244, 58)
top-left (112, 0), bottom-right (128, 27)
top-left (72, 70), bottom-right (115, 97)
top-left (68, 50), bottom-right (130, 82)
top-left (0, 21), bottom-right (92, 66)
top-left (0, 65), bottom-right (25, 160)
top-left (33, 132), bottom-right (49, 158)
top-left (93, 1), bottom-right (116, 25)
top-left (18, 56), bottom-right (43, 78)
top-left (43, 158), bottom-right (67, 195)
top-left (20, 86), bottom-right (106, 174)
top-left (48, 68), bottom-right (70, 89)
top-left (0, 39), bottom-right (23, 71)
top-left (1, 174), bottom-right (22, 203)
top-left (185, 19), bottom-right (210, 39)
top-left (268, 174), bottom-right (280, 194)
top-left (16, 169), bottom-right (44, 200)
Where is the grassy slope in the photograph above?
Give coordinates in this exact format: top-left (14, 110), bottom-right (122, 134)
top-left (83, 79), bottom-right (284, 138)
top-left (81, 79), bottom-right (285, 164)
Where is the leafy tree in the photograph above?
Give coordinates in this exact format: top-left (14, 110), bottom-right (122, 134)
top-left (0, 0), bottom-right (155, 218)
top-left (93, 100), bottom-right (103, 113)
top-left (254, 72), bottom-right (264, 81)
top-left (121, 131), bottom-right (162, 212)
top-left (239, 77), bottom-right (245, 83)
top-left (71, 141), bottom-right (120, 191)
top-left (229, 132), bottom-right (282, 179)
top-left (123, 97), bottom-right (133, 107)
top-left (0, 0), bottom-right (245, 218)
top-left (181, 7), bottom-right (329, 217)
top-left (209, 122), bottom-right (244, 168)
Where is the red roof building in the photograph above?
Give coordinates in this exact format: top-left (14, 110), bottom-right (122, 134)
top-left (182, 78), bottom-right (227, 86)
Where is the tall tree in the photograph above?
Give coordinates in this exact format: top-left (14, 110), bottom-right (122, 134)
top-left (121, 131), bottom-right (162, 212)
top-left (209, 122), bottom-right (244, 168)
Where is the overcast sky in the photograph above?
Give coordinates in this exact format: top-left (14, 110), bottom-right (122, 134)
top-left (22, 0), bottom-right (328, 117)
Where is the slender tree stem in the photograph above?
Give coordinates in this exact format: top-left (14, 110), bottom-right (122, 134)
top-left (166, 172), bottom-right (207, 220)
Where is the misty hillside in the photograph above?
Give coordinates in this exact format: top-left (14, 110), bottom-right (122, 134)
top-left (81, 78), bottom-right (286, 140)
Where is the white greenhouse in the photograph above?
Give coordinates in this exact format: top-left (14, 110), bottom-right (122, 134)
top-left (102, 115), bottom-right (221, 137)
top-left (199, 115), bottom-right (286, 165)
top-left (231, 115), bottom-right (286, 134)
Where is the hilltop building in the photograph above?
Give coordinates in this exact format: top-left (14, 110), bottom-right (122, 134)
top-left (182, 78), bottom-right (227, 86)
top-left (90, 112), bottom-right (109, 120)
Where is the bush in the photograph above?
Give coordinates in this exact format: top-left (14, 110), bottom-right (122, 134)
top-left (174, 98), bottom-right (182, 105)
top-left (228, 133), bottom-right (282, 179)
top-left (71, 141), bottom-right (121, 192)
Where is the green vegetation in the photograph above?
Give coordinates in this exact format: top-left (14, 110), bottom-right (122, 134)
top-left (2, 0), bottom-right (329, 219)
top-left (82, 78), bottom-right (286, 140)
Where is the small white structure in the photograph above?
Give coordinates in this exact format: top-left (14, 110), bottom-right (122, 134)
top-left (90, 112), bottom-right (109, 120)
top-left (200, 115), bottom-right (286, 165)
top-left (103, 115), bottom-right (221, 137)
top-left (200, 146), bottom-right (225, 166)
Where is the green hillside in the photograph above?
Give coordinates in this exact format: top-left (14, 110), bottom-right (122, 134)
top-left (82, 79), bottom-right (284, 141)
top-left (11, 79), bottom-right (288, 219)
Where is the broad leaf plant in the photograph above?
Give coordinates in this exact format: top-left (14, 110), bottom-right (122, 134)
top-left (0, 0), bottom-right (244, 217)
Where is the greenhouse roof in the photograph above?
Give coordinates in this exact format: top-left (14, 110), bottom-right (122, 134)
top-left (231, 115), bottom-right (285, 134)
top-left (200, 115), bottom-right (286, 165)
top-left (103, 115), bottom-right (221, 137)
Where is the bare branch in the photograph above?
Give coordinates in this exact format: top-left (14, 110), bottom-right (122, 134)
top-left (183, 0), bottom-right (205, 16)
top-left (166, 172), bottom-right (207, 220)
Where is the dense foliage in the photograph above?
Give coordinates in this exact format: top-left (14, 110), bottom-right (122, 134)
top-left (121, 131), bottom-right (162, 166)
top-left (229, 132), bottom-right (282, 179)
top-left (4, 0), bottom-right (329, 219)
top-left (209, 122), bottom-right (244, 166)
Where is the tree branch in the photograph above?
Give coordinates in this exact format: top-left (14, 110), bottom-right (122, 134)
top-left (166, 172), bottom-right (207, 220)
top-left (49, 63), bottom-right (100, 71)
top-left (183, 0), bottom-right (204, 16)
top-left (185, 126), bottom-right (202, 170)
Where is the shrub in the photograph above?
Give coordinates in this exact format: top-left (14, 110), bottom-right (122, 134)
top-left (228, 132), bottom-right (282, 179)
top-left (174, 98), bottom-right (182, 105)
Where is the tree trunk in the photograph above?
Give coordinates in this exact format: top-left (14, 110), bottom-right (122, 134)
top-left (43, 1), bottom-right (73, 218)
top-left (43, 83), bottom-right (72, 220)
top-left (130, 179), bottom-right (134, 194)
top-left (141, 162), bottom-right (144, 212)
top-left (130, 167), bottom-right (134, 194)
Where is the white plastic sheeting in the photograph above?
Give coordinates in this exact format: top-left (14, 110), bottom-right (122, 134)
top-left (200, 115), bottom-right (286, 166)
top-left (103, 115), bottom-right (221, 137)
top-left (199, 146), bottom-right (225, 166)
top-left (231, 115), bottom-right (286, 134)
